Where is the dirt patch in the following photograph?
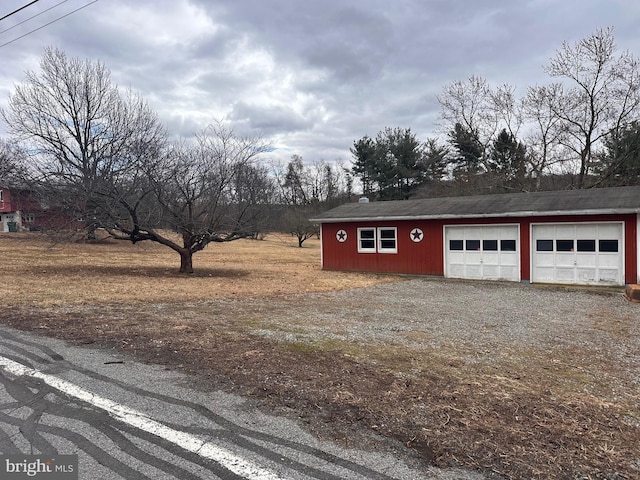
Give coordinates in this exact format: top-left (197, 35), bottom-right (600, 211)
top-left (1, 233), bottom-right (639, 479)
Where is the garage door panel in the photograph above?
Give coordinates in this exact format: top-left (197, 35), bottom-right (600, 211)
top-left (449, 264), bottom-right (465, 277)
top-left (449, 251), bottom-right (465, 263)
top-left (535, 252), bottom-right (555, 267)
top-left (576, 224), bottom-right (598, 237)
top-left (598, 254), bottom-right (620, 268)
top-left (500, 266), bottom-right (519, 279)
top-left (598, 269), bottom-right (620, 282)
top-left (534, 267), bottom-right (555, 282)
top-left (465, 251), bottom-right (482, 263)
top-left (556, 268), bottom-right (576, 282)
top-left (577, 268), bottom-right (597, 283)
top-left (575, 253), bottom-right (596, 267)
top-left (597, 224), bottom-right (620, 237)
top-left (482, 252), bottom-right (500, 263)
top-left (500, 252), bottom-right (518, 264)
top-left (555, 253), bottom-right (576, 268)
top-left (482, 265), bottom-right (499, 278)
top-left (465, 265), bottom-right (483, 278)
top-left (535, 225), bottom-right (555, 237)
top-left (556, 225), bottom-right (576, 238)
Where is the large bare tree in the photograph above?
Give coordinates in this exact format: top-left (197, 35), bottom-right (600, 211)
top-left (1, 47), bottom-right (166, 237)
top-left (1, 48), bottom-right (272, 273)
top-left (544, 27), bottom-right (640, 188)
top-left (112, 123), bottom-right (272, 273)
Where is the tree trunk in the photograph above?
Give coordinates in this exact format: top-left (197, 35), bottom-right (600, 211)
top-left (179, 249), bottom-right (194, 274)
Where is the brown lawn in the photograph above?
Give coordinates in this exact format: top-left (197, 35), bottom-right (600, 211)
top-left (1, 232), bottom-right (392, 306)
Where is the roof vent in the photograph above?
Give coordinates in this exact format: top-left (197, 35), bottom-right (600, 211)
top-left (358, 197), bottom-right (369, 203)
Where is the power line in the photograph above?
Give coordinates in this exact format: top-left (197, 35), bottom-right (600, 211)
top-left (0, 0), bottom-right (70, 36)
top-left (0, 0), bottom-right (40, 22)
top-left (0, 0), bottom-right (100, 48)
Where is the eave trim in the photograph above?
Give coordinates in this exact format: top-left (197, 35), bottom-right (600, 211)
top-left (310, 208), bottom-right (640, 223)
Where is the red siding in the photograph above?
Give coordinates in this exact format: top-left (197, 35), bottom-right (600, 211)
top-left (322, 221), bottom-right (444, 275)
top-left (320, 214), bottom-right (638, 284)
top-left (0, 188), bottom-right (42, 213)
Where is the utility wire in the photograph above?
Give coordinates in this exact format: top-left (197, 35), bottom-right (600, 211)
top-left (0, 0), bottom-right (40, 22)
top-left (0, 0), bottom-right (70, 36)
top-left (0, 0), bottom-right (99, 48)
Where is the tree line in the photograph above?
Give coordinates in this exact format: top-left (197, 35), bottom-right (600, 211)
top-left (1, 28), bottom-right (639, 272)
top-left (351, 27), bottom-right (640, 200)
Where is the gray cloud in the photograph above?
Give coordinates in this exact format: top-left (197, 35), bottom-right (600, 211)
top-left (1, 0), bottom-right (639, 165)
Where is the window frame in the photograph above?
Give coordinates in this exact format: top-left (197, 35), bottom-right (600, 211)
top-left (377, 227), bottom-right (398, 254)
top-left (357, 227), bottom-right (377, 253)
top-left (357, 226), bottom-right (398, 254)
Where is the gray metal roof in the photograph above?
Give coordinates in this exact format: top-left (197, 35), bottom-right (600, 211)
top-left (310, 185), bottom-right (640, 223)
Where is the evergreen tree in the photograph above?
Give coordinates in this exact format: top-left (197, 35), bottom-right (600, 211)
top-left (593, 121), bottom-right (640, 186)
top-left (351, 128), bottom-right (425, 200)
top-left (488, 129), bottom-right (528, 183)
top-left (421, 138), bottom-right (449, 182)
top-left (350, 136), bottom-right (377, 197)
top-left (448, 122), bottom-right (484, 176)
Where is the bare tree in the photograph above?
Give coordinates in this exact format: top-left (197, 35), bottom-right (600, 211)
top-left (0, 139), bottom-right (25, 186)
top-left (1, 47), bottom-right (166, 238)
top-left (437, 75), bottom-right (501, 169)
top-left (105, 123), bottom-right (272, 273)
top-left (1, 48), bottom-right (272, 273)
top-left (521, 84), bottom-right (566, 187)
top-left (544, 27), bottom-right (640, 188)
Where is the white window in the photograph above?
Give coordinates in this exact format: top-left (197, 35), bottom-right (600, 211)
top-left (24, 213), bottom-right (35, 223)
top-left (0, 190), bottom-right (3, 202)
top-left (357, 227), bottom-right (398, 254)
top-left (377, 227), bottom-right (397, 253)
top-left (357, 228), bottom-right (377, 253)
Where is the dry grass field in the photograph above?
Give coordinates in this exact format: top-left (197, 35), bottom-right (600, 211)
top-left (1, 232), bottom-right (639, 479)
top-left (0, 232), bottom-right (389, 306)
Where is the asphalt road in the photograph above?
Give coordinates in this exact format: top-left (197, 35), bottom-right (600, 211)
top-left (0, 324), bottom-right (487, 480)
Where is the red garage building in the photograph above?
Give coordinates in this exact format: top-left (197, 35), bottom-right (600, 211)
top-left (310, 186), bottom-right (640, 286)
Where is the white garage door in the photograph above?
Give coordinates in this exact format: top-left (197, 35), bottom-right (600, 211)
top-left (445, 225), bottom-right (520, 281)
top-left (531, 223), bottom-right (624, 286)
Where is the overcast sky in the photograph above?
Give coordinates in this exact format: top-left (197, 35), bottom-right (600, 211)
top-left (1, 0), bottom-right (639, 165)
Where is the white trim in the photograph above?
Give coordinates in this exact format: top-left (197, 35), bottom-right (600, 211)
top-left (319, 226), bottom-right (324, 268)
top-left (311, 208), bottom-right (640, 224)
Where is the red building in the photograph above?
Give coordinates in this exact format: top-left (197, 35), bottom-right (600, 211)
top-left (0, 186), bottom-right (73, 232)
top-left (311, 186), bottom-right (640, 286)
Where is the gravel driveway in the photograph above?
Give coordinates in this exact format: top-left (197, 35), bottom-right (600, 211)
top-left (247, 278), bottom-right (638, 355)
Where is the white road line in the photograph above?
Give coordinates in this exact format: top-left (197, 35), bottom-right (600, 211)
top-left (0, 355), bottom-right (286, 480)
